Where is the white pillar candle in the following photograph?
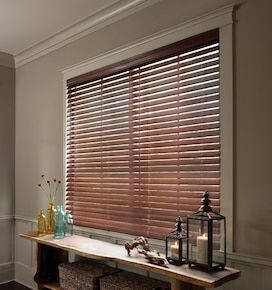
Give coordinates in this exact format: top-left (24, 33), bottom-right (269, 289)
top-left (170, 241), bottom-right (179, 259)
top-left (196, 234), bottom-right (208, 264)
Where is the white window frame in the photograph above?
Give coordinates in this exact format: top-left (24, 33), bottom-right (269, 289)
top-left (62, 4), bottom-right (234, 252)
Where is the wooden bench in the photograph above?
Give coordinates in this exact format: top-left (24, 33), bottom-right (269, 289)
top-left (19, 232), bottom-right (240, 290)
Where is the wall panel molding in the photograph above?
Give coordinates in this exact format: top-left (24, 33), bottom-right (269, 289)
top-left (14, 262), bottom-right (35, 290)
top-left (0, 217), bottom-right (14, 274)
top-left (0, 262), bottom-right (14, 284)
top-left (15, 218), bottom-right (35, 288)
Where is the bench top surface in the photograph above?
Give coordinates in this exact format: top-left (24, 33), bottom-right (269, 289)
top-left (20, 232), bottom-right (240, 288)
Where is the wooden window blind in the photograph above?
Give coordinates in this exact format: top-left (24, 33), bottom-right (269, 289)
top-left (66, 29), bottom-right (220, 239)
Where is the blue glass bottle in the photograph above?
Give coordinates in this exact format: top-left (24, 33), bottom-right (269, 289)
top-left (65, 210), bottom-right (73, 236)
top-left (54, 205), bottom-right (65, 239)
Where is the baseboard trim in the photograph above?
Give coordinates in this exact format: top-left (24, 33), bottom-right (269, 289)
top-left (14, 279), bottom-right (34, 290)
top-left (0, 279), bottom-right (13, 285)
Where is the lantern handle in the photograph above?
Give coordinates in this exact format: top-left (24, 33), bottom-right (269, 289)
top-left (175, 216), bottom-right (182, 232)
top-left (199, 191), bottom-right (212, 212)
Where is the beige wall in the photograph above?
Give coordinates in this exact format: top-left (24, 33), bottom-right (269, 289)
top-left (14, 0), bottom-right (272, 288)
top-left (0, 52), bottom-right (15, 282)
top-left (234, 0), bottom-right (272, 257)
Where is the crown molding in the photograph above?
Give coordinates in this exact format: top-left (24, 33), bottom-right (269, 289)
top-left (14, 0), bottom-right (162, 68)
top-left (63, 3), bottom-right (234, 80)
top-left (0, 52), bottom-right (15, 68)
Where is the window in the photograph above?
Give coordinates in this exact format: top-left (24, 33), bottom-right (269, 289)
top-left (66, 29), bottom-right (220, 239)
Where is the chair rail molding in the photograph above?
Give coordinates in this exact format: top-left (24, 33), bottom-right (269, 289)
top-left (14, 215), bottom-right (36, 224)
top-left (0, 215), bottom-right (14, 221)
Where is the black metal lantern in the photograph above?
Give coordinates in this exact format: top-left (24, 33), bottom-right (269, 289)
top-left (187, 191), bottom-right (226, 271)
top-left (166, 216), bottom-right (187, 265)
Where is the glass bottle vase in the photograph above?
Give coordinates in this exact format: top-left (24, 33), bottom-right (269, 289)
top-left (54, 205), bottom-right (65, 239)
top-left (47, 202), bottom-right (56, 234)
top-left (65, 210), bottom-right (73, 236)
top-left (37, 210), bottom-right (47, 236)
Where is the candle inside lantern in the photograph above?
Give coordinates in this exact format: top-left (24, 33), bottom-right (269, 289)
top-left (170, 241), bottom-right (179, 260)
top-left (196, 233), bottom-right (208, 264)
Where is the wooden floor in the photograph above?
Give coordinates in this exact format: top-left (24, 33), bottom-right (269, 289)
top-left (0, 282), bottom-right (31, 290)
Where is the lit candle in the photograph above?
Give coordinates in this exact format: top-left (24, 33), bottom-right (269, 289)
top-left (196, 234), bottom-right (208, 264)
top-left (170, 241), bottom-right (179, 260)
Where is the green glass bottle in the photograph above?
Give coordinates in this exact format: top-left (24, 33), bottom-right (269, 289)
top-left (54, 205), bottom-right (65, 239)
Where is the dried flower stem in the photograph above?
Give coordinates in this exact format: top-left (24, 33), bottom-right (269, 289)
top-left (52, 179), bottom-right (59, 202)
top-left (39, 175), bottom-right (61, 204)
top-left (38, 184), bottom-right (50, 203)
